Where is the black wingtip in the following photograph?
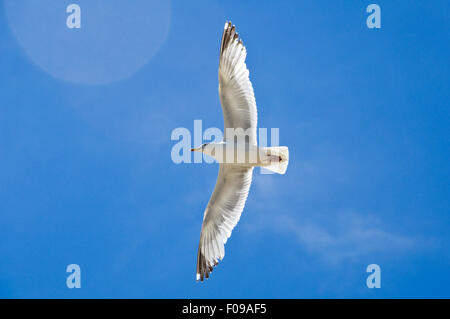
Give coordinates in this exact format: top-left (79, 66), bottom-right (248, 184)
top-left (196, 246), bottom-right (220, 282)
top-left (220, 20), bottom-right (244, 57)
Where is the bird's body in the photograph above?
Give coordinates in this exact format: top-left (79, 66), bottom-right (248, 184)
top-left (193, 141), bottom-right (286, 168)
top-left (193, 22), bottom-right (289, 281)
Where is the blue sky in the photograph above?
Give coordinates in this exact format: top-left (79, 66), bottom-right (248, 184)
top-left (0, 0), bottom-right (449, 298)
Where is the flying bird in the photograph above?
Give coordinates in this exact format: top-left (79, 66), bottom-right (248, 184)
top-left (191, 21), bottom-right (289, 281)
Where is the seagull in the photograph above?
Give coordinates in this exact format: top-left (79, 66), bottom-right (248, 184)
top-left (191, 21), bottom-right (289, 281)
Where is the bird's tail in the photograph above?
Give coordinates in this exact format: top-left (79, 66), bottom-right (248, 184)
top-left (262, 146), bottom-right (289, 174)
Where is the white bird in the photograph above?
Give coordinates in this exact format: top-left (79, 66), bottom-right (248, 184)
top-left (191, 21), bottom-right (289, 281)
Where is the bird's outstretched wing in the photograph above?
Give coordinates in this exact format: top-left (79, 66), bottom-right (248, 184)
top-left (196, 165), bottom-right (253, 281)
top-left (219, 21), bottom-right (258, 145)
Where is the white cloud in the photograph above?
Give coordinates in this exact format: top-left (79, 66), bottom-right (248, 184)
top-left (273, 212), bottom-right (418, 264)
top-left (244, 175), bottom-right (426, 264)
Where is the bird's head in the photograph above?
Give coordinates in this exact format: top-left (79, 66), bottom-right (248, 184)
top-left (191, 143), bottom-right (208, 153)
